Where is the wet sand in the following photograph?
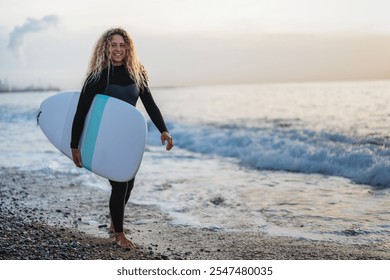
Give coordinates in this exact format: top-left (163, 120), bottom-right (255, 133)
top-left (1, 167), bottom-right (389, 260)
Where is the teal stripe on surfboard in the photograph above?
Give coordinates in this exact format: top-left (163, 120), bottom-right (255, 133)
top-left (81, 94), bottom-right (109, 171)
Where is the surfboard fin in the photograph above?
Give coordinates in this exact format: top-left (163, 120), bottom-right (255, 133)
top-left (36, 111), bottom-right (42, 126)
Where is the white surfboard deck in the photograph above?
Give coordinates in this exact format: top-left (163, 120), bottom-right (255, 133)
top-left (38, 91), bottom-right (147, 182)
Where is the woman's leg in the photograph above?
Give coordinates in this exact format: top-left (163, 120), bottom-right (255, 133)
top-left (108, 178), bottom-right (137, 248)
top-left (108, 178), bottom-right (135, 232)
top-left (125, 178), bottom-right (135, 205)
top-left (109, 180), bottom-right (128, 233)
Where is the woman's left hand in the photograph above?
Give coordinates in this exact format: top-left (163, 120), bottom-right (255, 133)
top-left (161, 131), bottom-right (174, 151)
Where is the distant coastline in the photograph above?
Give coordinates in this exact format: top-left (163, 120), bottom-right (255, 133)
top-left (0, 86), bottom-right (61, 93)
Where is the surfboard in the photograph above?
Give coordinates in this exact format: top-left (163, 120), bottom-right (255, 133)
top-left (38, 91), bottom-right (148, 182)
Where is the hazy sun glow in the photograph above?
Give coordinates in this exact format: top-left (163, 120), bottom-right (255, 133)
top-left (1, 0), bottom-right (390, 88)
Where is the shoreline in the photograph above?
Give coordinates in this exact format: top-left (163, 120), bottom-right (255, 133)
top-left (1, 167), bottom-right (389, 260)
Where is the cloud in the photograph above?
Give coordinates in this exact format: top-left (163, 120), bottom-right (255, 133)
top-left (8, 15), bottom-right (59, 57)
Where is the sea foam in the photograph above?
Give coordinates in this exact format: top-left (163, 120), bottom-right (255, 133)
top-left (148, 121), bottom-right (390, 188)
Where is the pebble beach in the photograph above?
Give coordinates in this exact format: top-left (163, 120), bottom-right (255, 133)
top-left (1, 167), bottom-right (389, 260)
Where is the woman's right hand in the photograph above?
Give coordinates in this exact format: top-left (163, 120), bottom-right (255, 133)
top-left (71, 148), bottom-right (82, 168)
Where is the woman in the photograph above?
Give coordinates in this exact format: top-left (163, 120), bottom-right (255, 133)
top-left (70, 28), bottom-right (174, 248)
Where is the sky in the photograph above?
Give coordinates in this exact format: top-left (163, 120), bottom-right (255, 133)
top-left (0, 0), bottom-right (390, 89)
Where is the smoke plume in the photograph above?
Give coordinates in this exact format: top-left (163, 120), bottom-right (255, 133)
top-left (8, 15), bottom-right (59, 57)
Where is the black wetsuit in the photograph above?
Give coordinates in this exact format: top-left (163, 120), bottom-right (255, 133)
top-left (71, 65), bottom-right (168, 233)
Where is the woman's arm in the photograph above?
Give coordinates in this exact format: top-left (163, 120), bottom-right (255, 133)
top-left (140, 86), bottom-right (173, 151)
top-left (70, 72), bottom-right (107, 167)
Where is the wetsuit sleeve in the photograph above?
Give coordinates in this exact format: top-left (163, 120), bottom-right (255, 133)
top-left (70, 74), bottom-right (106, 149)
top-left (139, 86), bottom-right (168, 134)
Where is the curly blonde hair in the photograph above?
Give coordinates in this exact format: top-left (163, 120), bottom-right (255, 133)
top-left (85, 27), bottom-right (148, 90)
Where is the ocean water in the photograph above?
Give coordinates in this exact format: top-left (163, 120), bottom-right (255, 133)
top-left (1, 80), bottom-right (390, 245)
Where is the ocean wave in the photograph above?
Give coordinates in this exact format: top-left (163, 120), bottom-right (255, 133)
top-left (0, 106), bottom-right (39, 123)
top-left (147, 121), bottom-right (390, 188)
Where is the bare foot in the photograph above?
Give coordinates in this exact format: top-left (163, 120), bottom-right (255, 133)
top-left (108, 213), bottom-right (115, 237)
top-left (113, 232), bottom-right (137, 249)
top-left (108, 213), bottom-right (114, 232)
top-left (108, 225), bottom-right (115, 236)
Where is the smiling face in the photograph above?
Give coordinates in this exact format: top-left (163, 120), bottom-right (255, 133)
top-left (109, 34), bottom-right (127, 66)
